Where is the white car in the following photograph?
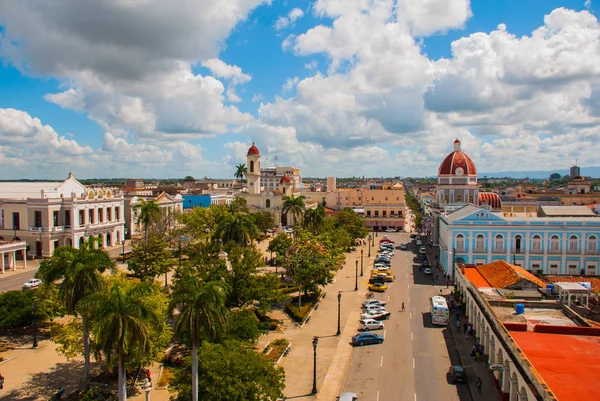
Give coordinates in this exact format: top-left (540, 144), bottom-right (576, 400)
top-left (360, 318), bottom-right (385, 331)
top-left (419, 247), bottom-right (427, 254)
top-left (362, 304), bottom-right (388, 312)
top-left (360, 310), bottom-right (391, 321)
top-left (385, 228), bottom-right (395, 233)
top-left (424, 267), bottom-right (432, 275)
top-left (23, 278), bottom-right (42, 289)
top-left (284, 227), bottom-right (294, 234)
top-left (379, 250), bottom-right (395, 256)
top-left (362, 299), bottom-right (387, 308)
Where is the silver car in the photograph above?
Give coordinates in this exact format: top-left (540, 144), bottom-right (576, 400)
top-left (23, 279), bottom-right (42, 289)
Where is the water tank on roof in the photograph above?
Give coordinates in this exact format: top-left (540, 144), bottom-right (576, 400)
top-left (515, 304), bottom-right (525, 315)
top-left (546, 284), bottom-right (554, 296)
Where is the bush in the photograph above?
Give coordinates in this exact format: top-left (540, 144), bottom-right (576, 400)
top-left (157, 367), bottom-right (174, 388)
top-left (263, 339), bottom-right (289, 362)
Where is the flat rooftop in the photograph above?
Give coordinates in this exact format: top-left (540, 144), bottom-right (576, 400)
top-left (511, 332), bottom-right (600, 401)
top-left (493, 306), bottom-right (576, 326)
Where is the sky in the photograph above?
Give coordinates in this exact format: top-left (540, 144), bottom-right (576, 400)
top-left (0, 0), bottom-right (599, 180)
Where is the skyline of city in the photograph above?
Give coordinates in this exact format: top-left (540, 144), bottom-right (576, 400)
top-left (1, 1), bottom-right (599, 179)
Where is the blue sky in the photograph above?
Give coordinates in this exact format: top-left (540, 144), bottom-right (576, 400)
top-left (0, 0), bottom-right (598, 179)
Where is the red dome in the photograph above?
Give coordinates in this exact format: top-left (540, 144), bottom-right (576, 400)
top-left (478, 192), bottom-right (502, 209)
top-left (280, 175), bottom-right (291, 184)
top-left (247, 142), bottom-right (260, 156)
top-left (438, 139), bottom-right (477, 176)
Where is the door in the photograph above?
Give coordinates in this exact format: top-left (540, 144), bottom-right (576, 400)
top-left (36, 241), bottom-right (42, 258)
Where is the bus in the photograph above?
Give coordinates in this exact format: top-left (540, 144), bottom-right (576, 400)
top-left (430, 296), bottom-right (449, 326)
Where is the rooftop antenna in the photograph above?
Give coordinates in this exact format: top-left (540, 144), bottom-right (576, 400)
top-left (274, 155), bottom-right (279, 168)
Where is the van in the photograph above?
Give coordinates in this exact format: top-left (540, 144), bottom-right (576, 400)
top-left (338, 392), bottom-right (358, 401)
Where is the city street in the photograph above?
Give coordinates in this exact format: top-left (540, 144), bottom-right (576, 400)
top-left (340, 232), bottom-right (470, 401)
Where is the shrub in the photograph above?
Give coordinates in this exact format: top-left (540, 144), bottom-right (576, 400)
top-left (157, 367), bottom-right (174, 388)
top-left (264, 339), bottom-right (289, 362)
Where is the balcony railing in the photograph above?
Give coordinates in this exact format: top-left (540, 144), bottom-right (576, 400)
top-left (473, 247), bottom-right (486, 253)
top-left (493, 247), bottom-right (505, 253)
top-left (28, 226), bottom-right (65, 233)
top-left (586, 249), bottom-right (599, 255)
top-left (511, 248), bottom-right (524, 254)
top-left (566, 249), bottom-right (580, 254)
top-left (455, 247), bottom-right (467, 253)
top-left (530, 248), bottom-right (543, 254)
top-left (548, 248), bottom-right (561, 254)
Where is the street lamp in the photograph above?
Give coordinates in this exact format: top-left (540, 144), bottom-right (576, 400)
top-left (32, 298), bottom-right (38, 348)
top-left (311, 336), bottom-right (319, 395)
top-left (336, 292), bottom-right (342, 336)
top-left (360, 249), bottom-right (364, 276)
top-left (368, 235), bottom-right (371, 257)
top-left (121, 240), bottom-right (125, 263)
top-left (354, 260), bottom-right (358, 291)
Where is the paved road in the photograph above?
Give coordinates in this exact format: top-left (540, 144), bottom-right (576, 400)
top-left (0, 269), bottom-right (37, 293)
top-left (341, 232), bottom-right (469, 401)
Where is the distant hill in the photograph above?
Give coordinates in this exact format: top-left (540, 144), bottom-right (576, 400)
top-left (480, 166), bottom-right (600, 179)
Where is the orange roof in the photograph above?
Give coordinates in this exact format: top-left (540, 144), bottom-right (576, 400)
top-left (463, 267), bottom-right (491, 288)
top-left (511, 332), bottom-right (600, 401)
top-left (475, 260), bottom-right (544, 289)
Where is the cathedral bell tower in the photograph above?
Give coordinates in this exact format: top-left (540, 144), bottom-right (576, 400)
top-left (246, 143), bottom-right (261, 195)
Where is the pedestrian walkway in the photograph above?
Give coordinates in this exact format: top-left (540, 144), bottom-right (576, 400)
top-left (0, 259), bottom-right (39, 278)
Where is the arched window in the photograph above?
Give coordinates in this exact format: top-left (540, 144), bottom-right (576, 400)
top-left (514, 235), bottom-right (523, 253)
top-left (531, 235), bottom-right (541, 252)
top-left (249, 161), bottom-right (254, 173)
top-left (549, 235), bottom-right (560, 251)
top-left (494, 234), bottom-right (504, 252)
top-left (568, 235), bottom-right (579, 252)
top-left (266, 199), bottom-right (271, 208)
top-left (476, 234), bottom-right (485, 250)
top-left (455, 234), bottom-right (465, 250)
top-left (588, 235), bottom-right (598, 252)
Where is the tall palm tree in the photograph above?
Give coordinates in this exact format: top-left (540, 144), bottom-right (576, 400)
top-left (133, 199), bottom-right (161, 243)
top-left (303, 205), bottom-right (325, 234)
top-left (214, 213), bottom-right (258, 246)
top-left (37, 237), bottom-right (115, 389)
top-left (80, 278), bottom-right (164, 401)
top-left (171, 271), bottom-right (228, 401)
top-left (234, 163), bottom-right (247, 184)
top-left (282, 194), bottom-right (306, 227)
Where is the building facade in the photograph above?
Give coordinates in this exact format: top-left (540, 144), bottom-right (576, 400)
top-left (125, 192), bottom-right (183, 238)
top-left (261, 166), bottom-right (301, 191)
top-left (438, 204), bottom-right (600, 278)
top-left (0, 173), bottom-right (125, 258)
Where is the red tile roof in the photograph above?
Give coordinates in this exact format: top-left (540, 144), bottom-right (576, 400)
top-left (474, 260), bottom-right (545, 289)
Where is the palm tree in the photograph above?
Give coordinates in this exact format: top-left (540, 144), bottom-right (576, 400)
top-left (80, 278), bottom-right (164, 401)
top-left (37, 238), bottom-right (115, 389)
top-left (303, 205), bottom-right (325, 234)
top-left (282, 194), bottom-right (306, 226)
top-left (133, 199), bottom-right (161, 243)
top-left (214, 213), bottom-right (258, 246)
top-left (171, 271), bottom-right (228, 401)
top-left (234, 163), bottom-right (247, 183)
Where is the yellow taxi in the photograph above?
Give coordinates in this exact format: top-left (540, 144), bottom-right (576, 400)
top-left (368, 282), bottom-right (388, 292)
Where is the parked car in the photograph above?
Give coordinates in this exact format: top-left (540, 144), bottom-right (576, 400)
top-left (362, 299), bottom-right (387, 308)
top-left (352, 332), bottom-right (384, 346)
top-left (117, 251), bottom-right (133, 261)
top-left (359, 318), bottom-right (385, 331)
top-left (338, 392), bottom-right (358, 401)
top-left (362, 304), bottom-right (387, 313)
top-left (448, 365), bottom-right (467, 383)
top-left (368, 282), bottom-right (388, 292)
top-left (416, 239), bottom-right (423, 246)
top-left (424, 267), bottom-right (432, 275)
top-left (378, 249), bottom-right (395, 256)
top-left (374, 260), bottom-right (391, 267)
top-left (419, 247), bottom-right (426, 254)
top-left (360, 310), bottom-right (391, 321)
top-left (373, 263), bottom-right (390, 269)
top-left (372, 267), bottom-right (392, 274)
top-left (375, 256), bottom-right (391, 262)
top-left (399, 243), bottom-right (407, 250)
top-left (23, 279), bottom-right (42, 289)
top-left (385, 228), bottom-right (395, 232)
top-left (369, 275), bottom-right (386, 285)
top-left (422, 259), bottom-right (429, 267)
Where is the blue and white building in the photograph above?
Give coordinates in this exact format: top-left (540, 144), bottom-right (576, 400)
top-left (439, 204), bottom-right (600, 277)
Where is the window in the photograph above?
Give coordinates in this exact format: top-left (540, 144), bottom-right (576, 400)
top-left (531, 263), bottom-right (541, 272)
top-left (531, 235), bottom-right (541, 251)
top-left (385, 197), bottom-right (388, 201)
top-left (371, 197), bottom-right (374, 201)
top-left (568, 235), bottom-right (579, 252)
top-left (469, 196), bottom-right (474, 203)
top-left (549, 235), bottom-right (560, 251)
top-left (550, 263), bottom-right (559, 274)
top-left (456, 195), bottom-right (462, 202)
top-left (396, 197), bottom-right (399, 201)
top-left (382, 211), bottom-right (387, 217)
top-left (374, 210), bottom-right (379, 217)
top-left (249, 161), bottom-right (254, 173)
top-left (53, 211), bottom-right (59, 227)
top-left (265, 199), bottom-right (271, 208)
top-left (98, 209), bottom-right (104, 223)
top-left (456, 234), bottom-right (465, 250)
top-left (35, 211), bottom-right (42, 228)
top-left (65, 210), bottom-right (71, 227)
top-left (366, 211), bottom-right (371, 217)
top-left (79, 210), bottom-right (85, 226)
top-left (568, 264), bottom-right (578, 274)
top-left (115, 207), bottom-right (120, 221)
top-left (89, 209), bottom-right (94, 224)
top-left (107, 208), bottom-right (112, 221)
top-left (494, 235), bottom-right (504, 251)
top-left (476, 234), bottom-right (485, 250)
top-left (514, 235), bottom-right (523, 252)
top-left (587, 264), bottom-right (597, 274)
top-left (588, 235), bottom-right (598, 252)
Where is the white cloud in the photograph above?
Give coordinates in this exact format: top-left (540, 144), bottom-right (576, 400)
top-left (304, 60), bottom-right (318, 70)
top-left (275, 7), bottom-right (304, 30)
top-left (201, 58), bottom-right (252, 85)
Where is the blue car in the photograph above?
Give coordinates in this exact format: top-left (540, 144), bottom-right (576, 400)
top-left (352, 332), bottom-right (384, 346)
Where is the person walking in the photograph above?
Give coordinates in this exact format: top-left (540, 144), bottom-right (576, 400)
top-left (401, 302), bottom-right (405, 312)
top-left (476, 377), bottom-right (483, 394)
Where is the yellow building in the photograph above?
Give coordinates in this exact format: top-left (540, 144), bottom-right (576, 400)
top-left (0, 173), bottom-right (125, 258)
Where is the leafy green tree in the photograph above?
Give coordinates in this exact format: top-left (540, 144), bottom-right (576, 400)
top-left (303, 205), bottom-right (325, 234)
top-left (267, 233), bottom-right (293, 271)
top-left (183, 176), bottom-right (195, 182)
top-left (133, 199), bottom-right (161, 243)
top-left (169, 341), bottom-right (285, 401)
top-left (230, 196), bottom-right (250, 214)
top-left (127, 234), bottom-right (175, 283)
top-left (182, 206), bottom-right (219, 240)
top-left (37, 239), bottom-right (115, 389)
top-left (0, 284), bottom-right (64, 328)
top-left (50, 317), bottom-right (84, 359)
top-left (80, 278), bottom-right (168, 401)
top-left (286, 239), bottom-right (334, 304)
top-left (252, 210), bottom-right (275, 235)
top-left (181, 241), bottom-right (228, 282)
top-left (214, 213), bottom-right (259, 246)
top-left (217, 309), bottom-right (261, 344)
top-left (282, 194), bottom-right (306, 226)
top-left (234, 163), bottom-right (247, 182)
top-left (171, 269), bottom-right (229, 401)
top-left (549, 173), bottom-right (561, 180)
top-left (224, 245), bottom-right (283, 308)
top-left (334, 208), bottom-right (369, 241)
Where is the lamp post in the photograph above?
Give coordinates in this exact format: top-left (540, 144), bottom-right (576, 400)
top-left (360, 249), bottom-right (364, 276)
top-left (311, 336), bottom-right (319, 395)
top-left (336, 292), bottom-right (342, 336)
top-left (354, 260), bottom-right (358, 291)
top-left (32, 298), bottom-right (38, 348)
top-left (121, 240), bottom-right (125, 263)
top-left (368, 235), bottom-right (371, 257)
